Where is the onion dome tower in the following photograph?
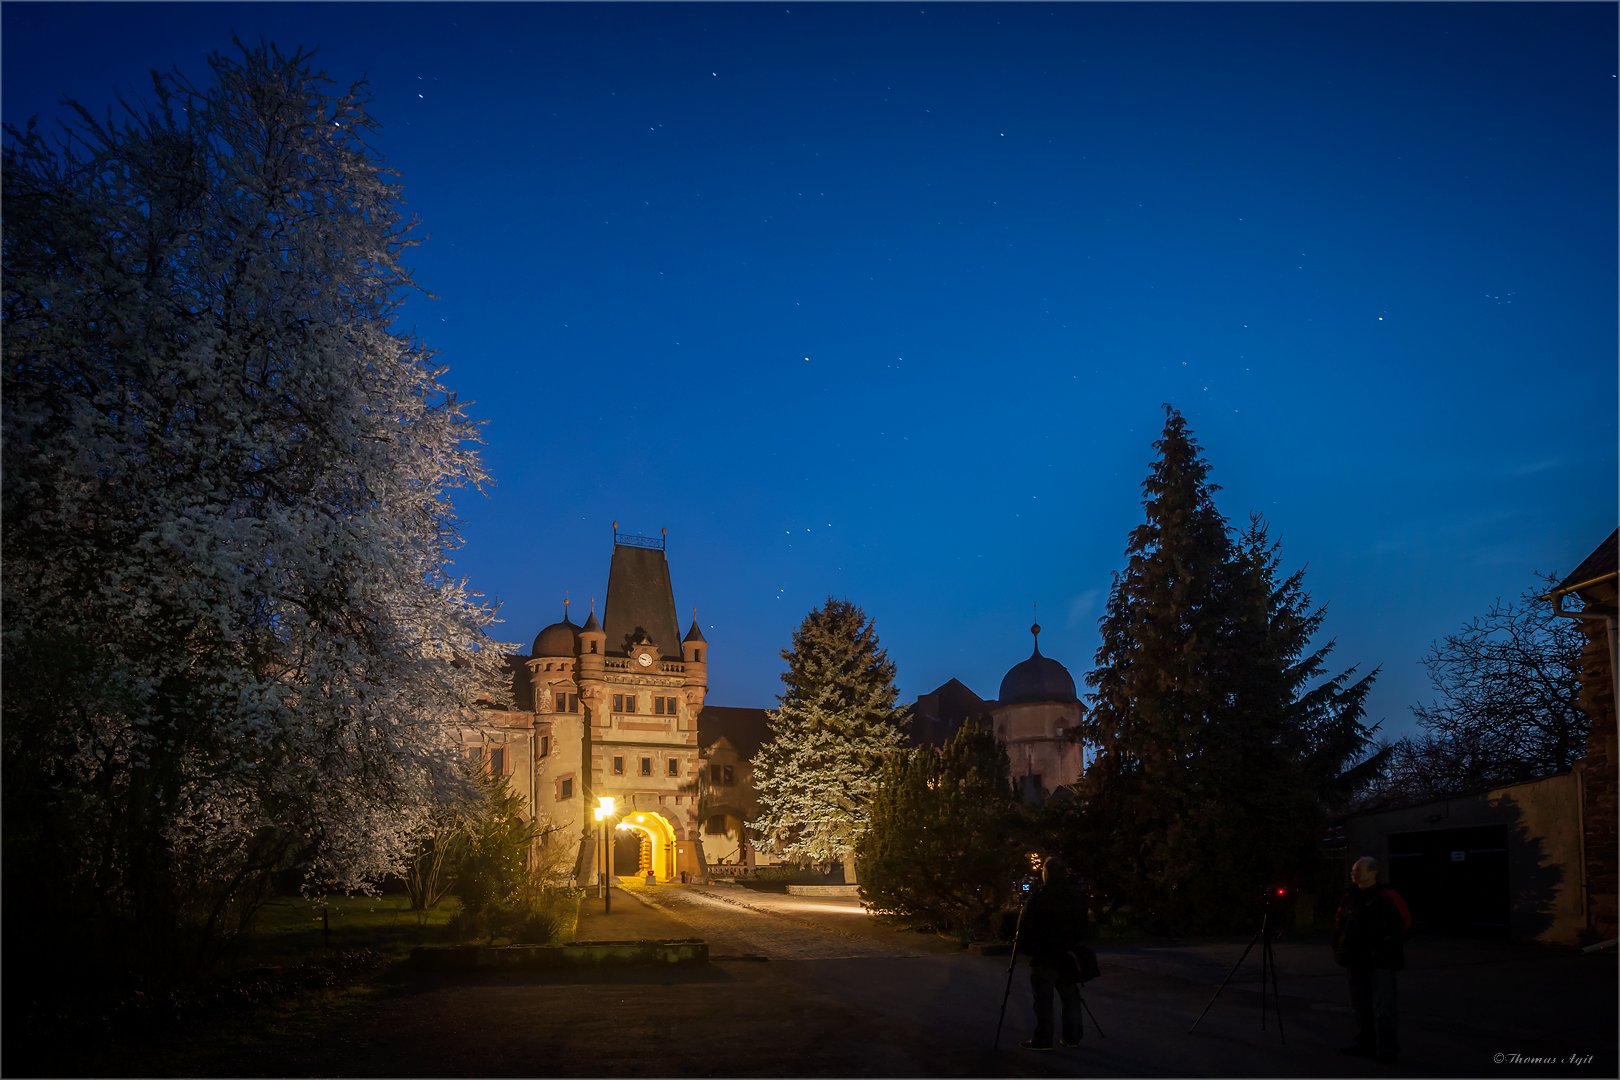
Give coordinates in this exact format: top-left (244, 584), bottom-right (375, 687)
top-left (997, 621), bottom-right (1079, 705)
top-left (992, 617), bottom-right (1084, 799)
top-left (532, 602), bottom-right (580, 659)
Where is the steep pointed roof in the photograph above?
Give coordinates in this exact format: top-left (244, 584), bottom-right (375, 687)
top-left (683, 618), bottom-right (708, 644)
top-left (603, 542), bottom-right (681, 658)
top-left (910, 677), bottom-right (993, 747)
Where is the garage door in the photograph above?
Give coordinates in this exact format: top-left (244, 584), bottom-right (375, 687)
top-left (1386, 824), bottom-right (1510, 938)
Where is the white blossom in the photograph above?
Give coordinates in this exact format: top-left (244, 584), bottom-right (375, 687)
top-left (2, 41), bottom-right (510, 950)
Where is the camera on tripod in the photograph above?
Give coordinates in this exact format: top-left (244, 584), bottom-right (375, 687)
top-left (1189, 884), bottom-right (1293, 1042)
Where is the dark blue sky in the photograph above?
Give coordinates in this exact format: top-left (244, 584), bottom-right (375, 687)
top-left (7, 3), bottom-right (1615, 737)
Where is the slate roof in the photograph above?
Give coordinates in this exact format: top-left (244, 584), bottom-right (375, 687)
top-left (697, 705), bottom-right (773, 759)
top-left (998, 643), bottom-right (1078, 704)
top-left (1557, 528), bottom-right (1618, 593)
top-left (910, 677), bottom-right (994, 747)
top-left (602, 542), bottom-right (682, 658)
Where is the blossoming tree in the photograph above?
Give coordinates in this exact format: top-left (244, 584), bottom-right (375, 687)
top-left (2, 41), bottom-right (507, 979)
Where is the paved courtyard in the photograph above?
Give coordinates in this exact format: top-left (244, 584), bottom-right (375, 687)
top-left (241, 883), bottom-right (1615, 1078)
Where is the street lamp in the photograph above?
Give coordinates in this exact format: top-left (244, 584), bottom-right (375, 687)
top-left (596, 796), bottom-right (616, 913)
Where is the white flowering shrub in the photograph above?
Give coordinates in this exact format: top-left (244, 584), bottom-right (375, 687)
top-left (2, 41), bottom-right (508, 979)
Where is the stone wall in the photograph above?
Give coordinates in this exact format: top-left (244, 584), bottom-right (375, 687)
top-left (1572, 578), bottom-right (1617, 941)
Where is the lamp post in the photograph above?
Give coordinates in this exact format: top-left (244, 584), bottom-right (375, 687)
top-left (596, 796), bottom-right (616, 913)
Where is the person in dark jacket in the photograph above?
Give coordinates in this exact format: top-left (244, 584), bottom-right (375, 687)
top-left (1332, 856), bottom-right (1413, 1064)
top-left (1016, 856), bottom-right (1089, 1050)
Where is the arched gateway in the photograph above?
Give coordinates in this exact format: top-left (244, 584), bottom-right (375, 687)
top-left (614, 810), bottom-right (678, 881)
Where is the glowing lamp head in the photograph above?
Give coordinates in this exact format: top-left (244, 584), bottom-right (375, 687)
top-left (593, 808), bottom-right (605, 822)
top-left (598, 796), bottom-right (615, 815)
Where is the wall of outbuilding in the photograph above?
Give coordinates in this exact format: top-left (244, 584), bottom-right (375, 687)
top-left (1344, 770), bottom-right (1586, 944)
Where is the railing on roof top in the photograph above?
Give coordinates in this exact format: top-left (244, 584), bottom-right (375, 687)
top-left (613, 527), bottom-right (665, 551)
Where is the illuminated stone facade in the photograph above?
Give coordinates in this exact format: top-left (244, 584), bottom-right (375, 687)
top-left (454, 530), bottom-right (775, 884)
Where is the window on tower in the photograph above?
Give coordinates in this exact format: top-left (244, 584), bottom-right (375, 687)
top-left (612, 694), bottom-right (624, 712)
top-left (624, 695), bottom-right (637, 714)
top-left (654, 697), bottom-right (664, 715)
top-left (640, 757), bottom-right (653, 776)
top-left (613, 756), bottom-right (624, 775)
top-left (667, 757), bottom-right (679, 776)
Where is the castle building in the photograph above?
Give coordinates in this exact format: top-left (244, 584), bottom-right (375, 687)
top-left (454, 528), bottom-right (773, 884)
top-left (458, 530), bottom-right (1087, 885)
top-left (911, 622), bottom-right (1086, 798)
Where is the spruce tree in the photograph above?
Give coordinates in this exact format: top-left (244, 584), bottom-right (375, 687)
top-left (749, 598), bottom-right (910, 868)
top-left (857, 722), bottom-right (1022, 941)
top-left (1079, 407), bottom-right (1383, 931)
top-left (1234, 516), bottom-right (1389, 811)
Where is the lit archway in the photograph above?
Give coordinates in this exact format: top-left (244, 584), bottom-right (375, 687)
top-left (615, 810), bottom-right (677, 881)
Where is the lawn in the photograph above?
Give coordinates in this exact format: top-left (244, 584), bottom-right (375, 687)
top-left (24, 893), bottom-right (485, 1079)
top-left (245, 890), bottom-right (468, 966)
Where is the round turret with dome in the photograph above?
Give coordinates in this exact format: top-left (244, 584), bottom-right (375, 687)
top-left (997, 622), bottom-right (1078, 705)
top-left (991, 617), bottom-right (1085, 797)
top-left (533, 601), bottom-right (580, 658)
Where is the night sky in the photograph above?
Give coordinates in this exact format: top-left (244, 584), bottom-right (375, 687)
top-left (6, 3), bottom-right (1615, 738)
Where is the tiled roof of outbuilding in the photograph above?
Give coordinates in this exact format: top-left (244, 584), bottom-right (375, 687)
top-left (1557, 528), bottom-right (1618, 593)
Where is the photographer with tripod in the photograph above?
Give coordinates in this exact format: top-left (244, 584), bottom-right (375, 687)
top-left (1012, 856), bottom-right (1089, 1050)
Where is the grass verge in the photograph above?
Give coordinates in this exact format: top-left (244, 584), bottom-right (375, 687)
top-left (17, 893), bottom-right (495, 1078)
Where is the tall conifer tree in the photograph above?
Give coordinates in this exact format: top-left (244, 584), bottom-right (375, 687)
top-left (750, 598), bottom-right (910, 867)
top-left (1079, 407), bottom-right (1383, 931)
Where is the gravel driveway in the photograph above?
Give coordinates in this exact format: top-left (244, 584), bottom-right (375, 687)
top-left (219, 884), bottom-right (1615, 1078)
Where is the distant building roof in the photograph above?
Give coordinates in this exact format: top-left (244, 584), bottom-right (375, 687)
top-left (603, 542), bottom-right (682, 658)
top-left (910, 677), bottom-right (993, 747)
top-left (1556, 528), bottom-right (1618, 595)
top-left (698, 705), bottom-right (773, 759)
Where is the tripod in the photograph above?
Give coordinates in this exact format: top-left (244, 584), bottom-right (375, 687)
top-left (1187, 899), bottom-right (1286, 1043)
top-left (995, 927), bottom-right (1110, 1048)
